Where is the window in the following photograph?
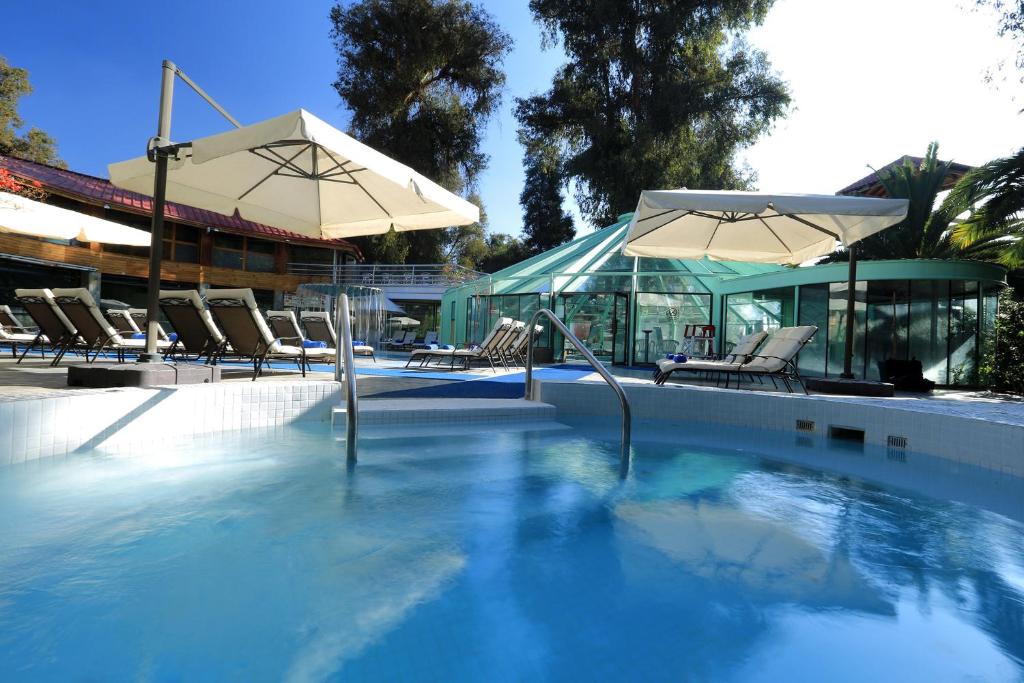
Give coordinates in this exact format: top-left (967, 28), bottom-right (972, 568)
top-left (162, 224), bottom-right (199, 263)
top-left (211, 233), bottom-right (278, 272)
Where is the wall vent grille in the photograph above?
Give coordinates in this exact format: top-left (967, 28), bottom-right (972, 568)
top-left (796, 419), bottom-right (815, 432)
top-left (887, 435), bottom-right (908, 449)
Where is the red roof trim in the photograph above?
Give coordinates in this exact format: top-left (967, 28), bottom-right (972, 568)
top-left (0, 154), bottom-right (362, 258)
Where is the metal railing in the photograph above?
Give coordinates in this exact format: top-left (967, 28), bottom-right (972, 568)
top-left (334, 293), bottom-right (359, 461)
top-left (289, 263), bottom-right (485, 288)
top-left (524, 309), bottom-right (632, 477)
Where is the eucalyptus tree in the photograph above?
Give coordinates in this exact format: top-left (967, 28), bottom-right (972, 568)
top-left (514, 0), bottom-right (790, 226)
top-left (330, 0), bottom-right (511, 263)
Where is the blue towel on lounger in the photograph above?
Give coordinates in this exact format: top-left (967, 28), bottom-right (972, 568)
top-left (131, 332), bottom-right (145, 339)
top-left (672, 354), bottom-right (687, 363)
top-left (302, 340), bottom-right (327, 349)
top-left (352, 340), bottom-right (365, 347)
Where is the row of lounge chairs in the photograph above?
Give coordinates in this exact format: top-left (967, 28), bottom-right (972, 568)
top-left (654, 325), bottom-right (817, 394)
top-left (405, 317), bottom-right (543, 372)
top-left (385, 330), bottom-right (439, 350)
top-left (0, 288), bottom-right (373, 380)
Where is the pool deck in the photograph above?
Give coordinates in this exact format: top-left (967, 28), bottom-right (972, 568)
top-left (1, 354), bottom-right (1022, 426)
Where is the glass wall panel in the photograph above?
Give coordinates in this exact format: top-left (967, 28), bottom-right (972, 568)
top-left (865, 280), bottom-right (910, 381)
top-left (796, 284), bottom-right (828, 377)
top-left (633, 292), bottom-right (711, 363)
top-left (392, 300), bottom-right (440, 339)
top-left (556, 293), bottom-right (624, 362)
top-left (724, 287), bottom-right (794, 350)
top-left (827, 281), bottom-right (866, 378)
top-left (909, 280), bottom-right (949, 384)
top-left (949, 280), bottom-right (979, 385)
top-left (980, 283), bottom-right (1001, 377)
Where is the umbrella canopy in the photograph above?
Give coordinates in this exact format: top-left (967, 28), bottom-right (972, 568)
top-left (382, 297), bottom-right (405, 315)
top-left (0, 191), bottom-right (151, 246)
top-left (388, 316), bottom-right (420, 328)
top-left (622, 190), bottom-right (909, 264)
top-left (108, 109), bottom-right (480, 238)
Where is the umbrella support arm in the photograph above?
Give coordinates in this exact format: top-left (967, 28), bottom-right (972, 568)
top-left (840, 245), bottom-right (858, 379)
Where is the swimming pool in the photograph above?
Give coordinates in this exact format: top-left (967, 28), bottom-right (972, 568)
top-left (1, 418), bottom-right (1022, 681)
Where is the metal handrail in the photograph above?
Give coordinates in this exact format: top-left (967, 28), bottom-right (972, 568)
top-left (524, 309), bottom-right (632, 477)
top-left (334, 293), bottom-right (358, 461)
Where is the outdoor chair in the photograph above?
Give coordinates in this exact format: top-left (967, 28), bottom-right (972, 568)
top-left (411, 331), bottom-right (438, 349)
top-left (487, 320), bottom-right (526, 369)
top-left (0, 304), bottom-right (41, 358)
top-left (299, 310), bottom-right (375, 361)
top-left (506, 324), bottom-right (544, 367)
top-left (106, 309), bottom-right (141, 336)
top-left (654, 330), bottom-right (768, 383)
top-left (656, 326), bottom-right (816, 393)
top-left (127, 308), bottom-right (173, 342)
top-left (50, 288), bottom-right (172, 363)
top-left (13, 288), bottom-right (83, 365)
top-left (266, 310), bottom-right (352, 365)
top-left (405, 317), bottom-right (512, 372)
top-left (158, 290), bottom-right (227, 363)
top-left (205, 289), bottom-right (334, 380)
top-left (385, 330), bottom-right (415, 350)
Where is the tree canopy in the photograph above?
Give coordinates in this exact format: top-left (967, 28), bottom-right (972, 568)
top-left (519, 141), bottom-right (575, 254)
top-left (329, 0), bottom-right (511, 264)
top-left (514, 0), bottom-right (790, 226)
top-left (946, 146), bottom-right (1024, 268)
top-left (0, 56), bottom-right (63, 167)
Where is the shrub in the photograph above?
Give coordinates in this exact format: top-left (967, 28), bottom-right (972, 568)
top-left (980, 290), bottom-right (1024, 395)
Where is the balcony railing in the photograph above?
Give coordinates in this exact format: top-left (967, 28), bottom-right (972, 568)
top-left (287, 263), bottom-right (485, 288)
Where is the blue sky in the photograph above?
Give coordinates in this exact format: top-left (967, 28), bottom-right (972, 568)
top-left (3, 0), bottom-right (1023, 240)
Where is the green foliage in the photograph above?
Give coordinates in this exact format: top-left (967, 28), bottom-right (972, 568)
top-left (945, 146), bottom-right (1024, 269)
top-left (979, 289), bottom-right (1024, 395)
top-left (439, 192), bottom-right (488, 268)
top-left (0, 56), bottom-right (63, 167)
top-left (829, 143), bottom-right (1003, 263)
top-left (975, 0), bottom-right (1024, 80)
top-left (476, 233), bottom-right (531, 273)
top-left (514, 0), bottom-right (790, 225)
top-left (519, 141), bottom-right (575, 254)
top-left (330, 0), bottom-right (511, 264)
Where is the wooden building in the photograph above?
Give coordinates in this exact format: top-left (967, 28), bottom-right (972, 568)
top-left (0, 155), bottom-right (361, 309)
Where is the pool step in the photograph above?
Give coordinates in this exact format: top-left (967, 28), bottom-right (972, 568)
top-left (332, 397), bottom-right (557, 428)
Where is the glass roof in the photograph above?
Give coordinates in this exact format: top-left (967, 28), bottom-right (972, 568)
top-left (462, 214), bottom-right (786, 296)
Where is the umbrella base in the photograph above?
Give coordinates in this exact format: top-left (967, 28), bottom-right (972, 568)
top-left (805, 377), bottom-right (894, 397)
top-left (67, 363), bottom-right (220, 389)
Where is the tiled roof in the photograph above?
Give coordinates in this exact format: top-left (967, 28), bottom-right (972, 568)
top-left (837, 155), bottom-right (974, 197)
top-left (0, 155), bottom-right (361, 256)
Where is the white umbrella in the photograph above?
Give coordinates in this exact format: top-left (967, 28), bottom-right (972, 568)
top-left (622, 189), bottom-right (908, 264)
top-left (108, 109), bottom-right (480, 239)
top-left (0, 191), bottom-right (151, 246)
top-left (622, 189), bottom-right (909, 381)
top-left (388, 316), bottom-right (420, 328)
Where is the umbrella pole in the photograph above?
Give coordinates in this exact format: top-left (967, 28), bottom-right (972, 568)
top-left (840, 245), bottom-right (858, 379)
top-left (139, 61), bottom-right (175, 363)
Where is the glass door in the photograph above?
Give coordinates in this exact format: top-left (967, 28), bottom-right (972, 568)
top-left (555, 292), bottom-right (629, 365)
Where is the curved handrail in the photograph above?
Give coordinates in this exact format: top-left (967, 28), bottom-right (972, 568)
top-left (334, 293), bottom-right (358, 461)
top-left (524, 309), bottom-right (631, 476)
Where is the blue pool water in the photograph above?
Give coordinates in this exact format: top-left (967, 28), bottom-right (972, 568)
top-left (1, 419), bottom-right (1023, 681)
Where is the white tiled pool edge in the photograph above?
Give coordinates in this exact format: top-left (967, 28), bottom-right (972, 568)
top-left (537, 380), bottom-right (1024, 477)
top-left (0, 381), bottom-right (341, 465)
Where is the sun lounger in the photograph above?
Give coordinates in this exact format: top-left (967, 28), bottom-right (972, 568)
top-left (386, 330), bottom-right (416, 350)
top-left (127, 308), bottom-right (173, 342)
top-left (0, 304), bottom-right (41, 358)
top-left (411, 331), bottom-right (438, 349)
top-left (506, 324), bottom-right (544, 367)
top-left (654, 330), bottom-right (767, 381)
top-left (657, 326), bottom-right (816, 393)
top-left (484, 320), bottom-right (526, 369)
top-left (14, 288), bottom-right (83, 365)
top-left (206, 289), bottom-right (334, 380)
top-left (158, 290), bottom-right (227, 362)
top-left (405, 317), bottom-right (512, 371)
top-left (106, 309), bottom-right (141, 336)
top-left (299, 310), bottom-right (375, 361)
top-left (50, 288), bottom-right (172, 363)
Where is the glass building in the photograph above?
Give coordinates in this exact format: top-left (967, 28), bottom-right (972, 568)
top-left (441, 214), bottom-right (1007, 386)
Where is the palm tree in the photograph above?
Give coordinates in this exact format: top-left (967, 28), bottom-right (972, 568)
top-left (828, 142), bottom-right (1004, 262)
top-left (945, 146), bottom-right (1024, 268)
